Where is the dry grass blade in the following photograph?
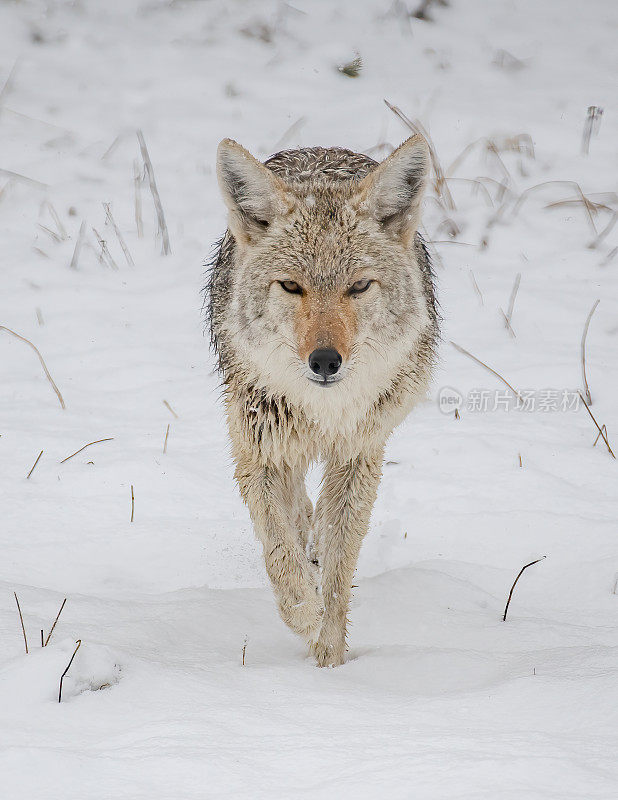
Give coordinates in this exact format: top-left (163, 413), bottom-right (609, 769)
top-left (26, 449), bottom-right (44, 479)
top-left (578, 392), bottom-right (615, 459)
top-left (60, 438), bottom-right (114, 464)
top-left (499, 308), bottom-right (515, 338)
top-left (469, 270), bottom-right (484, 305)
top-left (600, 246), bottom-right (617, 266)
top-left (103, 203), bottom-right (134, 266)
top-left (131, 485), bottom-right (135, 522)
top-left (581, 105), bottom-right (603, 155)
top-left (593, 424), bottom-right (607, 448)
top-left (0, 326), bottom-right (65, 409)
top-left (137, 129), bottom-right (171, 255)
top-left (163, 423), bottom-right (170, 454)
top-left (513, 181), bottom-right (597, 234)
top-left (69, 220), bottom-right (87, 270)
top-left (45, 202), bottom-right (68, 240)
top-left (451, 341), bottom-right (522, 402)
top-left (272, 116), bottom-right (306, 152)
top-left (384, 99), bottom-right (456, 210)
top-left (44, 598), bottom-right (67, 646)
top-left (589, 211), bottom-right (617, 250)
top-left (163, 399), bottom-right (178, 418)
top-left (92, 227), bottom-right (119, 270)
top-left (0, 167), bottom-right (47, 190)
top-left (581, 299), bottom-right (600, 405)
top-left (14, 592), bottom-right (28, 654)
top-left (505, 273), bottom-right (521, 327)
top-left (133, 160), bottom-right (143, 239)
top-left (0, 59), bottom-right (19, 106)
top-left (58, 640), bottom-right (81, 702)
top-left (503, 557), bottom-right (546, 621)
top-left (38, 223), bottom-right (62, 243)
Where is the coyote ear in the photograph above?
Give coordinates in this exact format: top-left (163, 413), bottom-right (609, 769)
top-left (355, 135), bottom-right (430, 240)
top-left (217, 139), bottom-right (292, 244)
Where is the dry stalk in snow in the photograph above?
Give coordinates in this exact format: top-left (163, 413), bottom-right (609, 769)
top-left (58, 640), bottom-right (81, 703)
top-left (26, 449), bottom-right (43, 479)
top-left (69, 220), bottom-right (87, 270)
top-left (131, 485), bottom-right (135, 523)
top-left (578, 392), bottom-right (615, 459)
top-left (503, 557), bottom-right (546, 621)
top-left (580, 299), bottom-right (600, 405)
top-left (163, 399), bottom-right (178, 418)
top-left (60, 438), bottom-right (114, 464)
top-left (469, 271), bottom-right (484, 305)
top-left (163, 423), bottom-right (170, 454)
top-left (44, 598), bottom-right (67, 646)
top-left (137, 129), bottom-right (171, 255)
top-left (103, 202), bottom-right (134, 266)
top-left (14, 592), bottom-right (28, 654)
top-left (45, 201), bottom-right (68, 240)
top-left (384, 99), bottom-right (456, 211)
top-left (581, 105), bottom-right (603, 155)
top-left (92, 227), bottom-right (119, 271)
top-left (133, 159), bottom-right (143, 238)
top-left (450, 341), bottom-right (522, 402)
top-left (0, 326), bottom-right (65, 409)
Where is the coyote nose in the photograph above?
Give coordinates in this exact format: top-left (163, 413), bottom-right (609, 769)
top-left (309, 348), bottom-right (342, 378)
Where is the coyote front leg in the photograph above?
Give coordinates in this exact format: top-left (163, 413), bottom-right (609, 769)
top-left (234, 452), bottom-right (324, 644)
top-left (312, 447), bottom-right (385, 667)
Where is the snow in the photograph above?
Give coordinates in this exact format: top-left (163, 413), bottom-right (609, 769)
top-left (1, 0), bottom-right (617, 797)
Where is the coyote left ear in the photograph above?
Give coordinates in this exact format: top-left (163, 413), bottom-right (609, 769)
top-left (217, 139), bottom-right (293, 245)
top-left (355, 134), bottom-right (430, 240)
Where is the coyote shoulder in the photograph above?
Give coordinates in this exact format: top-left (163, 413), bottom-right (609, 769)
top-left (208, 136), bottom-right (438, 666)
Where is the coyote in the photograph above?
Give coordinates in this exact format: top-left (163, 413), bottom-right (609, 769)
top-left (208, 135), bottom-right (438, 666)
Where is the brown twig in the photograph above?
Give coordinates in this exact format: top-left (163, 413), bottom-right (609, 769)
top-left (44, 598), bottom-right (67, 646)
top-left (163, 424), bottom-right (170, 454)
top-left (103, 202), bottom-right (134, 266)
top-left (505, 273), bottom-right (521, 327)
top-left (26, 449), bottom-right (43, 479)
top-left (41, 630), bottom-right (44, 647)
top-left (593, 424), bottom-right (607, 448)
top-left (503, 557), bottom-right (546, 621)
top-left (469, 271), bottom-right (484, 306)
top-left (131, 485), bottom-right (135, 522)
top-left (60, 438), bottom-right (114, 464)
top-left (242, 636), bottom-right (247, 666)
top-left (163, 399), bottom-right (178, 418)
top-left (133, 160), bottom-right (143, 239)
top-left (450, 341), bottom-right (522, 402)
top-left (581, 299), bottom-right (600, 405)
top-left (14, 592), bottom-right (28, 654)
top-left (137, 130), bottom-right (171, 255)
top-left (578, 392), bottom-right (615, 458)
top-left (58, 640), bottom-right (81, 702)
top-left (69, 220), bottom-right (87, 270)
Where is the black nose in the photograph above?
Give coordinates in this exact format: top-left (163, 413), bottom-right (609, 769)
top-left (308, 348), bottom-right (342, 379)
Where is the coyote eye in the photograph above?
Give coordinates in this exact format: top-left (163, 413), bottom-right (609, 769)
top-left (279, 280), bottom-right (303, 295)
top-left (349, 278), bottom-right (372, 295)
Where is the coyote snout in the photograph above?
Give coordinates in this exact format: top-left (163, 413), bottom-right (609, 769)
top-left (208, 135), bottom-right (439, 666)
top-left (308, 348), bottom-right (342, 383)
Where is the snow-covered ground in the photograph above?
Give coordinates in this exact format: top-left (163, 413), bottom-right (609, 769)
top-left (1, 0), bottom-right (617, 797)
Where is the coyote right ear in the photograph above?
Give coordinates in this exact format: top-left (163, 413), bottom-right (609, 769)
top-left (354, 134), bottom-right (430, 242)
top-left (216, 139), bottom-right (292, 244)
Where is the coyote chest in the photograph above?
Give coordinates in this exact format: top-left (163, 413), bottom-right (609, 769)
top-left (208, 136), bottom-right (438, 666)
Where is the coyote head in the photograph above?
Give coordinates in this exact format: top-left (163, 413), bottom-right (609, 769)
top-left (215, 136), bottom-right (434, 416)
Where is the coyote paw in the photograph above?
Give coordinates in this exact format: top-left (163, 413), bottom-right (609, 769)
top-left (311, 636), bottom-right (345, 668)
top-left (277, 561), bottom-right (324, 644)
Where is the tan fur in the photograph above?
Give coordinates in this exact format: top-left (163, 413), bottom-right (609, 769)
top-left (208, 136), bottom-right (439, 666)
